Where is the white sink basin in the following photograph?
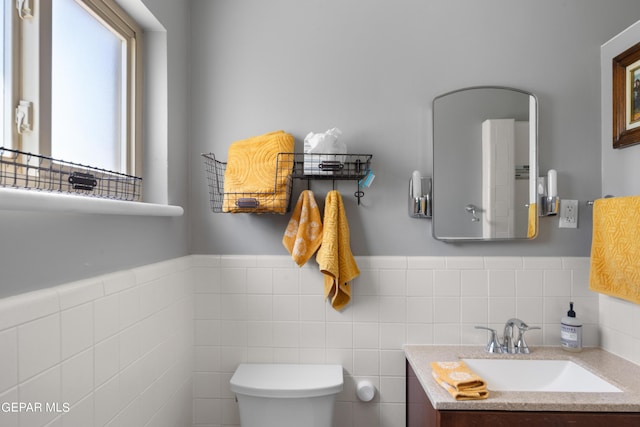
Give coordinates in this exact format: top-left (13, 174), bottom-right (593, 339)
top-left (462, 358), bottom-right (622, 393)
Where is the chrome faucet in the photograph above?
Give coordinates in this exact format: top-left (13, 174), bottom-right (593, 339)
top-left (476, 318), bottom-right (541, 354)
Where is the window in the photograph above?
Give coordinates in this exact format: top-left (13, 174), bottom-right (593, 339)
top-left (9, 0), bottom-right (142, 176)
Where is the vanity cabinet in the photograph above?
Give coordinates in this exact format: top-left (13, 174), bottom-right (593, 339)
top-left (406, 360), bottom-right (640, 427)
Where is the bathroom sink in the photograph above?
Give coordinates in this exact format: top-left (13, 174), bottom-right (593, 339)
top-left (462, 358), bottom-right (622, 393)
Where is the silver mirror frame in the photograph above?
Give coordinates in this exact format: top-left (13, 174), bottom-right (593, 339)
top-left (432, 86), bottom-right (538, 242)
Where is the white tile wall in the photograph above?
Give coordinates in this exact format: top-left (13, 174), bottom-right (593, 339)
top-left (599, 294), bottom-right (640, 365)
top-left (0, 257), bottom-right (193, 427)
top-left (191, 255), bottom-right (600, 427)
top-left (2, 254), bottom-right (637, 427)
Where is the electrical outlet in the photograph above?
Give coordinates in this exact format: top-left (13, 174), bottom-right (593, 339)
top-left (559, 199), bottom-right (578, 228)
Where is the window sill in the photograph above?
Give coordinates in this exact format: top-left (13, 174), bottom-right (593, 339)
top-left (0, 188), bottom-right (183, 216)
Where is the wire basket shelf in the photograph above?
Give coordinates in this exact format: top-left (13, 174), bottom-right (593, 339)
top-left (202, 152), bottom-right (372, 213)
top-left (202, 152), bottom-right (293, 214)
top-left (0, 147), bottom-right (142, 201)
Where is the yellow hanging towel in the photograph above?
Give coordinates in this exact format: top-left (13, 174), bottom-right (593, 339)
top-left (316, 190), bottom-right (359, 311)
top-left (589, 196), bottom-right (640, 304)
top-left (283, 190), bottom-right (323, 266)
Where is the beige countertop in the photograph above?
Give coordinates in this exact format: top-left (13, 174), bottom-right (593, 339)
top-left (404, 345), bottom-right (640, 412)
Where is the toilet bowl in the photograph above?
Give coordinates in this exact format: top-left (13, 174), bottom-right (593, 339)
top-left (230, 363), bottom-right (343, 427)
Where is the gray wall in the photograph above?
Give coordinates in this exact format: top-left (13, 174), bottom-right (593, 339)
top-left (4, 1), bottom-right (640, 298)
top-left (189, 0), bottom-right (640, 257)
top-left (0, 0), bottom-right (191, 298)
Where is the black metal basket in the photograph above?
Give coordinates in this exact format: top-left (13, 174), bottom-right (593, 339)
top-left (0, 147), bottom-right (142, 201)
top-left (202, 152), bottom-right (294, 213)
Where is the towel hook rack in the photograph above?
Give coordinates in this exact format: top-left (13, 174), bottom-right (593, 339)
top-left (304, 178), bottom-right (366, 205)
top-left (292, 153), bottom-right (372, 207)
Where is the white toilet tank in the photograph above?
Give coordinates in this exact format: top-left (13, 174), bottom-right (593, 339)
top-left (230, 363), bottom-right (343, 427)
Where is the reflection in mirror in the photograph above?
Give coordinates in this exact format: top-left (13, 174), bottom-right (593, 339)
top-left (432, 87), bottom-right (538, 241)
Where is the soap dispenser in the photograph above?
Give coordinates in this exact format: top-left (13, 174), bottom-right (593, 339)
top-left (560, 302), bottom-right (583, 352)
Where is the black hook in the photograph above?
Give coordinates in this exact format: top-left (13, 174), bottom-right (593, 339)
top-left (355, 181), bottom-right (364, 205)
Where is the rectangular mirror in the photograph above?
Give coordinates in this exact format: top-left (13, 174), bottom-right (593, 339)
top-left (432, 86), bottom-right (538, 241)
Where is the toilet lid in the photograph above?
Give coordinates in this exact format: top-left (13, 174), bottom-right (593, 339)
top-left (230, 364), bottom-right (343, 398)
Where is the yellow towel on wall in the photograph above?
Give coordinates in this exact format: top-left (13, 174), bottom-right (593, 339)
top-left (430, 361), bottom-right (489, 401)
top-left (283, 190), bottom-right (323, 266)
top-left (223, 130), bottom-right (294, 213)
top-left (589, 196), bottom-right (640, 304)
top-left (316, 190), bottom-right (359, 311)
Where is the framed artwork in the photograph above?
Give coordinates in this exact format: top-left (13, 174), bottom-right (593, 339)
top-left (613, 42), bottom-right (640, 148)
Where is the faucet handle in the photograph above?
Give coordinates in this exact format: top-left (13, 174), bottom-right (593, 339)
top-left (475, 326), bottom-right (503, 353)
top-left (515, 325), bottom-right (541, 354)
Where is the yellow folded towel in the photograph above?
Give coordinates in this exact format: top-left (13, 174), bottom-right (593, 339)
top-left (430, 361), bottom-right (489, 401)
top-left (589, 196), bottom-right (640, 304)
top-left (316, 190), bottom-right (359, 311)
top-left (283, 190), bottom-right (323, 266)
top-left (223, 130), bottom-right (294, 213)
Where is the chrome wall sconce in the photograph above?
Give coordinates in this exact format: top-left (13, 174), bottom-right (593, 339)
top-left (538, 169), bottom-right (559, 216)
top-left (409, 170), bottom-right (432, 218)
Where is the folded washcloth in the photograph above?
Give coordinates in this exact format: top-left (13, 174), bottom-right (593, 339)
top-left (316, 190), bottom-right (359, 311)
top-left (283, 190), bottom-right (323, 266)
top-left (223, 130), bottom-right (294, 213)
top-left (589, 196), bottom-right (640, 304)
top-left (430, 361), bottom-right (489, 401)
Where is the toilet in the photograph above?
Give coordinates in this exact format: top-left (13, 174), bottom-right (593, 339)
top-left (230, 363), bottom-right (343, 427)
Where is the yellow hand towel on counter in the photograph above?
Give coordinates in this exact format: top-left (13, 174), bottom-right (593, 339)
top-left (430, 361), bottom-right (489, 401)
top-left (589, 196), bottom-right (640, 304)
top-left (283, 190), bottom-right (323, 266)
top-left (316, 190), bottom-right (359, 311)
top-left (223, 130), bottom-right (294, 213)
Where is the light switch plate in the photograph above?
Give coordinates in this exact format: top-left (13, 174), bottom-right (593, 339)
top-left (559, 199), bottom-right (578, 228)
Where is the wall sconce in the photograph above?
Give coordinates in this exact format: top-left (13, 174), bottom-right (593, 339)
top-left (538, 169), bottom-right (559, 216)
top-left (409, 170), bottom-right (432, 218)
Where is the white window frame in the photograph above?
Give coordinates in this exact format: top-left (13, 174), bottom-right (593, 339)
top-left (2, 0), bottom-right (19, 150)
top-left (16, 0), bottom-right (143, 177)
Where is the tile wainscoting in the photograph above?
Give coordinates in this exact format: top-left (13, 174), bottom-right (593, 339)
top-left (0, 257), bottom-right (194, 427)
top-left (0, 255), bottom-right (637, 427)
top-left (190, 255), bottom-right (600, 427)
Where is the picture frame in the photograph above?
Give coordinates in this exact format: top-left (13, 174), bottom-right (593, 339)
top-left (612, 41), bottom-right (640, 149)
